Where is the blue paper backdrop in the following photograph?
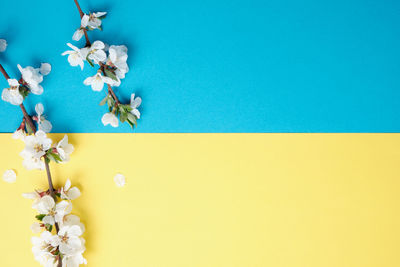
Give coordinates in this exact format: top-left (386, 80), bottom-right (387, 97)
top-left (0, 0), bottom-right (399, 133)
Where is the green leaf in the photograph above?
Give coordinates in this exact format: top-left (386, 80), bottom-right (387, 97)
top-left (127, 119), bottom-right (134, 129)
top-left (120, 112), bottom-right (127, 123)
top-left (26, 123), bottom-right (34, 135)
top-left (119, 105), bottom-right (125, 113)
top-left (45, 224), bottom-right (53, 232)
top-left (125, 105), bottom-right (133, 112)
top-left (104, 68), bottom-right (118, 81)
top-left (52, 153), bottom-right (62, 163)
top-left (86, 55), bottom-right (94, 67)
top-left (127, 113), bottom-right (137, 126)
top-left (107, 97), bottom-right (114, 110)
top-left (36, 214), bottom-right (46, 221)
top-left (46, 150), bottom-right (62, 163)
top-left (18, 85), bottom-right (30, 98)
top-left (99, 95), bottom-right (108, 106)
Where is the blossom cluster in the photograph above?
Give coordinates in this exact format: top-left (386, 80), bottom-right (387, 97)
top-left (25, 179), bottom-right (86, 266)
top-left (12, 110), bottom-right (83, 267)
top-left (63, 11), bottom-right (141, 128)
top-left (1, 63), bottom-right (51, 106)
top-left (1, 39), bottom-right (85, 266)
top-left (16, 127), bottom-right (73, 171)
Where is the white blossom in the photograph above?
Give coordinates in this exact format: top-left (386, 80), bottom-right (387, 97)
top-left (83, 72), bottom-right (113, 91)
top-left (114, 173), bottom-right (126, 187)
top-left (101, 112), bottom-right (119, 127)
top-left (12, 128), bottom-right (26, 140)
top-left (87, 40), bottom-right (107, 64)
top-left (72, 28), bottom-right (84, 41)
top-left (40, 63), bottom-right (52, 76)
top-left (20, 130), bottom-right (52, 170)
top-left (130, 93), bottom-right (142, 119)
top-left (1, 78), bottom-right (23, 105)
top-left (31, 222), bottom-right (43, 233)
top-left (61, 214), bottom-right (85, 235)
top-left (22, 130), bottom-right (52, 159)
top-left (62, 43), bottom-right (89, 70)
top-left (56, 135), bottom-right (74, 162)
top-left (53, 225), bottom-right (84, 255)
top-left (32, 231), bottom-right (58, 267)
top-left (20, 149), bottom-right (45, 170)
top-left (35, 103), bottom-right (52, 133)
top-left (82, 12), bottom-right (107, 30)
top-left (62, 251), bottom-right (87, 267)
top-left (0, 39), bottom-right (7, 52)
top-left (60, 179), bottom-right (81, 200)
top-left (22, 190), bottom-right (43, 201)
top-left (108, 45), bottom-right (129, 79)
top-left (17, 64), bottom-right (44, 95)
top-left (34, 195), bottom-right (72, 225)
top-left (3, 169), bottom-right (16, 183)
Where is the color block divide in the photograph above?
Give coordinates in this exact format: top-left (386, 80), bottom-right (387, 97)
top-left (1, 134), bottom-right (399, 266)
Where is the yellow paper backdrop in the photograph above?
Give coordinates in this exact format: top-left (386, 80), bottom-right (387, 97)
top-left (0, 133), bottom-right (399, 267)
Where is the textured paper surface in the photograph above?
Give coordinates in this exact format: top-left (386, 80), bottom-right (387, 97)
top-left (1, 0), bottom-right (400, 132)
top-left (0, 133), bottom-right (399, 266)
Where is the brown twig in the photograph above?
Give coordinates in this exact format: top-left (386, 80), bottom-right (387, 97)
top-left (73, 0), bottom-right (91, 47)
top-left (74, 0), bottom-right (122, 108)
top-left (1, 61), bottom-right (61, 266)
top-left (44, 161), bottom-right (60, 233)
top-left (107, 84), bottom-right (121, 105)
top-left (98, 63), bottom-right (121, 106)
top-left (19, 103), bottom-right (37, 132)
top-left (0, 63), bottom-right (10, 79)
top-left (0, 63), bottom-right (37, 132)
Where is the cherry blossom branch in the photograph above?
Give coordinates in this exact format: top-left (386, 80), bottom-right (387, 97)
top-left (73, 0), bottom-right (91, 47)
top-left (45, 164), bottom-right (63, 267)
top-left (108, 84), bottom-right (120, 105)
top-left (44, 161), bottom-right (61, 235)
top-left (66, 0), bottom-right (141, 128)
top-left (73, 0), bottom-right (123, 107)
top-left (1, 60), bottom-right (63, 266)
top-left (0, 63), bottom-right (37, 132)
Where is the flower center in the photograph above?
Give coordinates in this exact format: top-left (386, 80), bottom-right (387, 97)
top-left (34, 144), bottom-right (43, 152)
top-left (62, 235), bottom-right (69, 243)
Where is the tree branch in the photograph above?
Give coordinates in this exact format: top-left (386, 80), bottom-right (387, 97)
top-left (73, 0), bottom-right (123, 109)
top-left (1, 62), bottom-right (61, 266)
top-left (44, 161), bottom-right (60, 233)
top-left (0, 63), bottom-right (10, 79)
top-left (0, 63), bottom-right (37, 132)
top-left (107, 84), bottom-right (120, 105)
top-left (73, 0), bottom-right (91, 47)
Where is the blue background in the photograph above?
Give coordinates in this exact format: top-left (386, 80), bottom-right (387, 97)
top-left (0, 0), bottom-right (399, 133)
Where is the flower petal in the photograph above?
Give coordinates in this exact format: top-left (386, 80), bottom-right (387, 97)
top-left (3, 169), bottom-right (16, 183)
top-left (131, 96), bottom-right (142, 109)
top-left (81, 14), bottom-right (89, 28)
top-left (72, 29), bottom-right (84, 41)
top-left (91, 76), bottom-right (104, 91)
top-left (68, 187), bottom-right (81, 200)
top-left (39, 63), bottom-right (51, 76)
top-left (114, 173), bottom-right (126, 187)
top-left (35, 103), bottom-right (44, 115)
top-left (64, 179), bottom-right (71, 191)
top-left (0, 39), bottom-right (7, 52)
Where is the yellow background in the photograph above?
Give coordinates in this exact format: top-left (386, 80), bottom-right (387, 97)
top-left (0, 134), bottom-right (399, 266)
